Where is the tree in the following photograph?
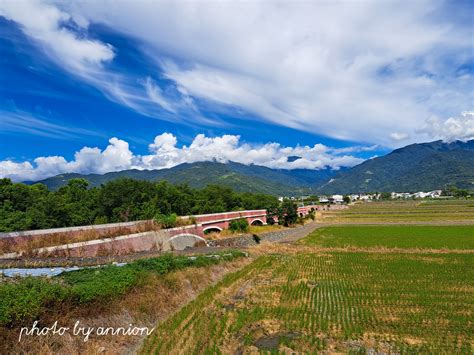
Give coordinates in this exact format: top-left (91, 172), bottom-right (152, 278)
top-left (229, 218), bottom-right (249, 233)
top-left (0, 178), bottom-right (285, 232)
top-left (154, 213), bottom-right (178, 228)
top-left (278, 200), bottom-right (298, 226)
top-left (266, 212), bottom-right (276, 225)
top-left (343, 195), bottom-right (351, 204)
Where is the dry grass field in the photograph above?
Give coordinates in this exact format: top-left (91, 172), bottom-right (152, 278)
top-left (318, 200), bottom-right (474, 224)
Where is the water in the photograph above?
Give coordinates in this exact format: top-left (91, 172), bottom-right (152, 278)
top-left (0, 252), bottom-right (246, 278)
top-left (0, 262), bottom-right (127, 278)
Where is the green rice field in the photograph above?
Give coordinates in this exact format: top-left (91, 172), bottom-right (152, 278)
top-left (143, 252), bottom-right (474, 353)
top-left (302, 225), bottom-right (474, 249)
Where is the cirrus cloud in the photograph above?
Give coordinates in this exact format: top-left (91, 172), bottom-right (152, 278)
top-left (0, 0), bottom-right (114, 72)
top-left (1, 0), bottom-right (472, 146)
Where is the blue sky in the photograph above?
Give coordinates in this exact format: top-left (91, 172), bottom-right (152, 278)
top-left (0, 0), bottom-right (472, 181)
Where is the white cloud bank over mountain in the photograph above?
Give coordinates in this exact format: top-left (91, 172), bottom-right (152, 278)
top-left (0, 133), bottom-right (368, 182)
top-left (1, 0), bottom-right (472, 146)
top-left (419, 111), bottom-right (474, 143)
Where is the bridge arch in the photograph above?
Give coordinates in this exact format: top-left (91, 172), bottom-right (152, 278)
top-left (168, 233), bottom-right (209, 250)
top-left (250, 218), bottom-right (265, 226)
top-left (203, 225), bottom-right (223, 234)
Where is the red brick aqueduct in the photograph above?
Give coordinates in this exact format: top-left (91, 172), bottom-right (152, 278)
top-left (0, 205), bottom-right (345, 258)
top-left (0, 210), bottom-right (268, 258)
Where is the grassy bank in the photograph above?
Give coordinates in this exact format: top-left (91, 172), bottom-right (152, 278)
top-left (0, 250), bottom-right (246, 326)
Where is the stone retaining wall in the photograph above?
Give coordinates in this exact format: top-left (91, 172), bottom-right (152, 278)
top-left (207, 227), bottom-right (304, 248)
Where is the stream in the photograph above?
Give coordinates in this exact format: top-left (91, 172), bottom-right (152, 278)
top-left (0, 262), bottom-right (127, 278)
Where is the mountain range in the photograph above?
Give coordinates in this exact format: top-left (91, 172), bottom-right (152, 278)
top-left (30, 140), bottom-right (474, 195)
top-left (318, 139), bottom-right (474, 194)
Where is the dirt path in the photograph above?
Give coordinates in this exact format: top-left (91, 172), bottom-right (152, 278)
top-left (275, 221), bottom-right (325, 243)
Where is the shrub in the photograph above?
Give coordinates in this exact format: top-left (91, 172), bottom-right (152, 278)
top-left (61, 265), bottom-right (140, 304)
top-left (0, 277), bottom-right (68, 325)
top-left (252, 234), bottom-right (261, 244)
top-left (94, 216), bottom-right (108, 225)
top-left (134, 253), bottom-right (180, 274)
top-left (154, 213), bottom-right (178, 228)
top-left (229, 218), bottom-right (249, 233)
top-left (266, 215), bottom-right (275, 225)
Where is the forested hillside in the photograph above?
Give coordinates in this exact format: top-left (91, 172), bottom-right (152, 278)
top-left (318, 140), bottom-right (474, 193)
top-left (32, 161), bottom-right (337, 195)
top-left (0, 178), bottom-right (279, 232)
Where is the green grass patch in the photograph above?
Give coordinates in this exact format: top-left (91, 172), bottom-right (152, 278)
top-left (0, 278), bottom-right (68, 325)
top-left (301, 225), bottom-right (474, 249)
top-left (0, 250), bottom-right (246, 325)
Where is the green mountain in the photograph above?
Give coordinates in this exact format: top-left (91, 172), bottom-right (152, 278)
top-left (318, 140), bottom-right (474, 194)
top-left (33, 161), bottom-right (336, 195)
top-left (30, 140), bottom-right (474, 195)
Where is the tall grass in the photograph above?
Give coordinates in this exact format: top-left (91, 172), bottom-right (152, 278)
top-left (0, 220), bottom-right (159, 256)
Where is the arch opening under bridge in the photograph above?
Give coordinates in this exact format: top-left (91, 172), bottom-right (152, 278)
top-left (203, 226), bottom-right (223, 234)
top-left (250, 218), bottom-right (265, 226)
top-left (168, 233), bottom-right (209, 250)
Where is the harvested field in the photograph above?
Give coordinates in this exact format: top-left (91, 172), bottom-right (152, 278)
top-left (319, 200), bottom-right (474, 223)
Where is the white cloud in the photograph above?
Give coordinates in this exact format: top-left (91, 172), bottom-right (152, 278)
top-left (390, 132), bottom-right (410, 141)
top-left (143, 77), bottom-right (176, 113)
top-left (1, 1), bottom-right (472, 146)
top-left (59, 0), bottom-right (472, 146)
top-left (0, 0), bottom-right (114, 72)
top-left (0, 133), bottom-right (366, 182)
top-left (0, 0), bottom-right (201, 126)
top-left (419, 111), bottom-right (474, 142)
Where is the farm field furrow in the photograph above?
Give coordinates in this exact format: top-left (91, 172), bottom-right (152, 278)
top-left (302, 225), bottom-right (474, 249)
top-left (143, 251), bottom-right (474, 353)
top-left (319, 200), bottom-right (474, 223)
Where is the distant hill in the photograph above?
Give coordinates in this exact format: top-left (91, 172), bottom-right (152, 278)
top-left (318, 140), bottom-right (474, 194)
top-left (29, 140), bottom-right (474, 195)
top-left (33, 161), bottom-right (338, 195)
